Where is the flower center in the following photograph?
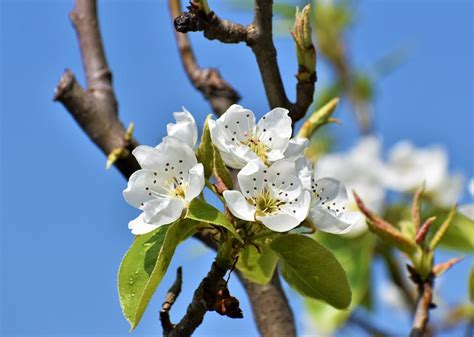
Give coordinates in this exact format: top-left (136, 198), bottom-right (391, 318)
top-left (242, 136), bottom-right (269, 164)
top-left (252, 189), bottom-right (285, 216)
top-left (169, 177), bottom-right (186, 199)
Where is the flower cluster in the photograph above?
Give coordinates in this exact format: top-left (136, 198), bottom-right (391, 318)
top-left (123, 105), bottom-right (360, 235)
top-left (314, 136), bottom-right (470, 235)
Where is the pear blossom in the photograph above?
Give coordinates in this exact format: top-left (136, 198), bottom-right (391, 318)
top-left (166, 107), bottom-right (198, 148)
top-left (384, 141), bottom-right (464, 206)
top-left (314, 137), bottom-right (386, 235)
top-left (459, 178), bottom-right (474, 220)
top-left (223, 159), bottom-right (311, 232)
top-left (123, 136), bottom-right (204, 235)
top-left (305, 172), bottom-right (361, 234)
top-left (208, 104), bottom-right (307, 169)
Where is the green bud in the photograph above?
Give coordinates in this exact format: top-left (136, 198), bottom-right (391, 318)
top-left (292, 5), bottom-right (316, 81)
top-left (296, 97), bottom-right (339, 139)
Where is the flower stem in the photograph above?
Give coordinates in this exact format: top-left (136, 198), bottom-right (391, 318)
top-left (205, 179), bottom-right (225, 203)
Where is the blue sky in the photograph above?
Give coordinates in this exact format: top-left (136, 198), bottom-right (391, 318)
top-left (1, 0), bottom-right (472, 336)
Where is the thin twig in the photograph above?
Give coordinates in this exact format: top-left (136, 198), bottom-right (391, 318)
top-left (160, 267), bottom-right (183, 335)
top-left (168, 0), bottom-right (240, 116)
top-left (54, 0), bottom-right (139, 179)
top-left (167, 262), bottom-right (228, 337)
top-left (410, 276), bottom-right (434, 337)
top-left (251, 0), bottom-right (316, 122)
top-left (174, 0), bottom-right (316, 124)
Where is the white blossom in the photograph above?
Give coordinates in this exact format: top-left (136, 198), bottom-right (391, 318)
top-left (223, 159), bottom-right (311, 232)
top-left (384, 141), bottom-right (464, 206)
top-left (208, 104), bottom-right (307, 169)
top-left (305, 171), bottom-right (361, 234)
top-left (166, 107), bottom-right (198, 148)
top-left (123, 136), bottom-right (204, 235)
top-left (459, 178), bottom-right (474, 220)
top-left (314, 137), bottom-right (386, 235)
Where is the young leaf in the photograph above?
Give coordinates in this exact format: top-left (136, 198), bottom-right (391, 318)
top-left (270, 234), bottom-right (351, 309)
top-left (424, 207), bottom-right (473, 252)
top-left (305, 232), bottom-right (375, 332)
top-left (186, 198), bottom-right (241, 240)
top-left (118, 219), bottom-right (197, 329)
top-left (213, 145), bottom-right (233, 190)
top-left (236, 244), bottom-right (278, 285)
top-left (196, 115), bottom-right (214, 178)
top-left (354, 192), bottom-right (418, 256)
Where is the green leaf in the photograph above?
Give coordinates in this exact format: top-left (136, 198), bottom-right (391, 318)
top-left (305, 232), bottom-right (375, 332)
top-left (384, 203), bottom-right (473, 252)
top-left (270, 234), bottom-right (351, 309)
top-left (426, 209), bottom-right (474, 252)
top-left (236, 244), bottom-right (278, 285)
top-left (196, 115), bottom-right (214, 178)
top-left (186, 198), bottom-right (241, 240)
top-left (213, 146), bottom-right (234, 190)
top-left (118, 219), bottom-right (197, 329)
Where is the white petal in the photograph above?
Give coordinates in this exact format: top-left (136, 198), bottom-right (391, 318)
top-left (185, 163), bottom-right (205, 202)
top-left (142, 197), bottom-right (185, 225)
top-left (257, 108), bottom-right (292, 140)
top-left (219, 147), bottom-right (251, 169)
top-left (123, 169), bottom-right (168, 208)
top-left (223, 190), bottom-right (256, 221)
top-left (385, 142), bottom-right (448, 192)
top-left (280, 190), bottom-right (311, 222)
top-left (311, 177), bottom-right (349, 207)
top-left (267, 160), bottom-right (302, 201)
top-left (256, 213), bottom-right (301, 232)
top-left (263, 133), bottom-right (289, 162)
top-left (431, 173), bottom-right (464, 207)
top-left (468, 178), bottom-right (474, 197)
top-left (166, 107), bottom-right (198, 148)
top-left (209, 108), bottom-right (258, 169)
top-left (132, 145), bottom-right (162, 170)
top-left (459, 204), bottom-right (474, 221)
top-left (128, 213), bottom-right (160, 235)
top-left (217, 104), bottom-right (256, 143)
top-left (283, 137), bottom-right (308, 159)
top-left (341, 218), bottom-right (369, 238)
top-left (155, 136), bottom-right (198, 182)
top-left (309, 208), bottom-right (361, 234)
top-left (296, 157), bottom-right (313, 190)
top-left (208, 119), bottom-right (228, 151)
top-left (237, 159), bottom-right (266, 198)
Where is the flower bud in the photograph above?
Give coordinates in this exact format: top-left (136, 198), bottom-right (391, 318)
top-left (292, 5), bottom-right (316, 81)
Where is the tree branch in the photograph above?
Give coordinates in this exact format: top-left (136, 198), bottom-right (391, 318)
top-left (57, 1), bottom-right (297, 336)
top-left (240, 272), bottom-right (296, 337)
top-left (169, 0), bottom-right (240, 116)
top-left (160, 267), bottom-right (183, 335)
top-left (54, 0), bottom-right (139, 179)
top-left (69, 0), bottom-right (115, 103)
top-left (174, 0), bottom-right (316, 124)
top-left (164, 262), bottom-right (231, 337)
top-left (410, 276), bottom-right (434, 337)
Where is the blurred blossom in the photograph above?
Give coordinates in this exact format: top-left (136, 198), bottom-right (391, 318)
top-left (378, 281), bottom-right (409, 312)
top-left (314, 136), bottom-right (387, 236)
top-left (385, 141), bottom-right (464, 206)
top-left (459, 178), bottom-right (474, 220)
top-left (313, 138), bottom-right (466, 236)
